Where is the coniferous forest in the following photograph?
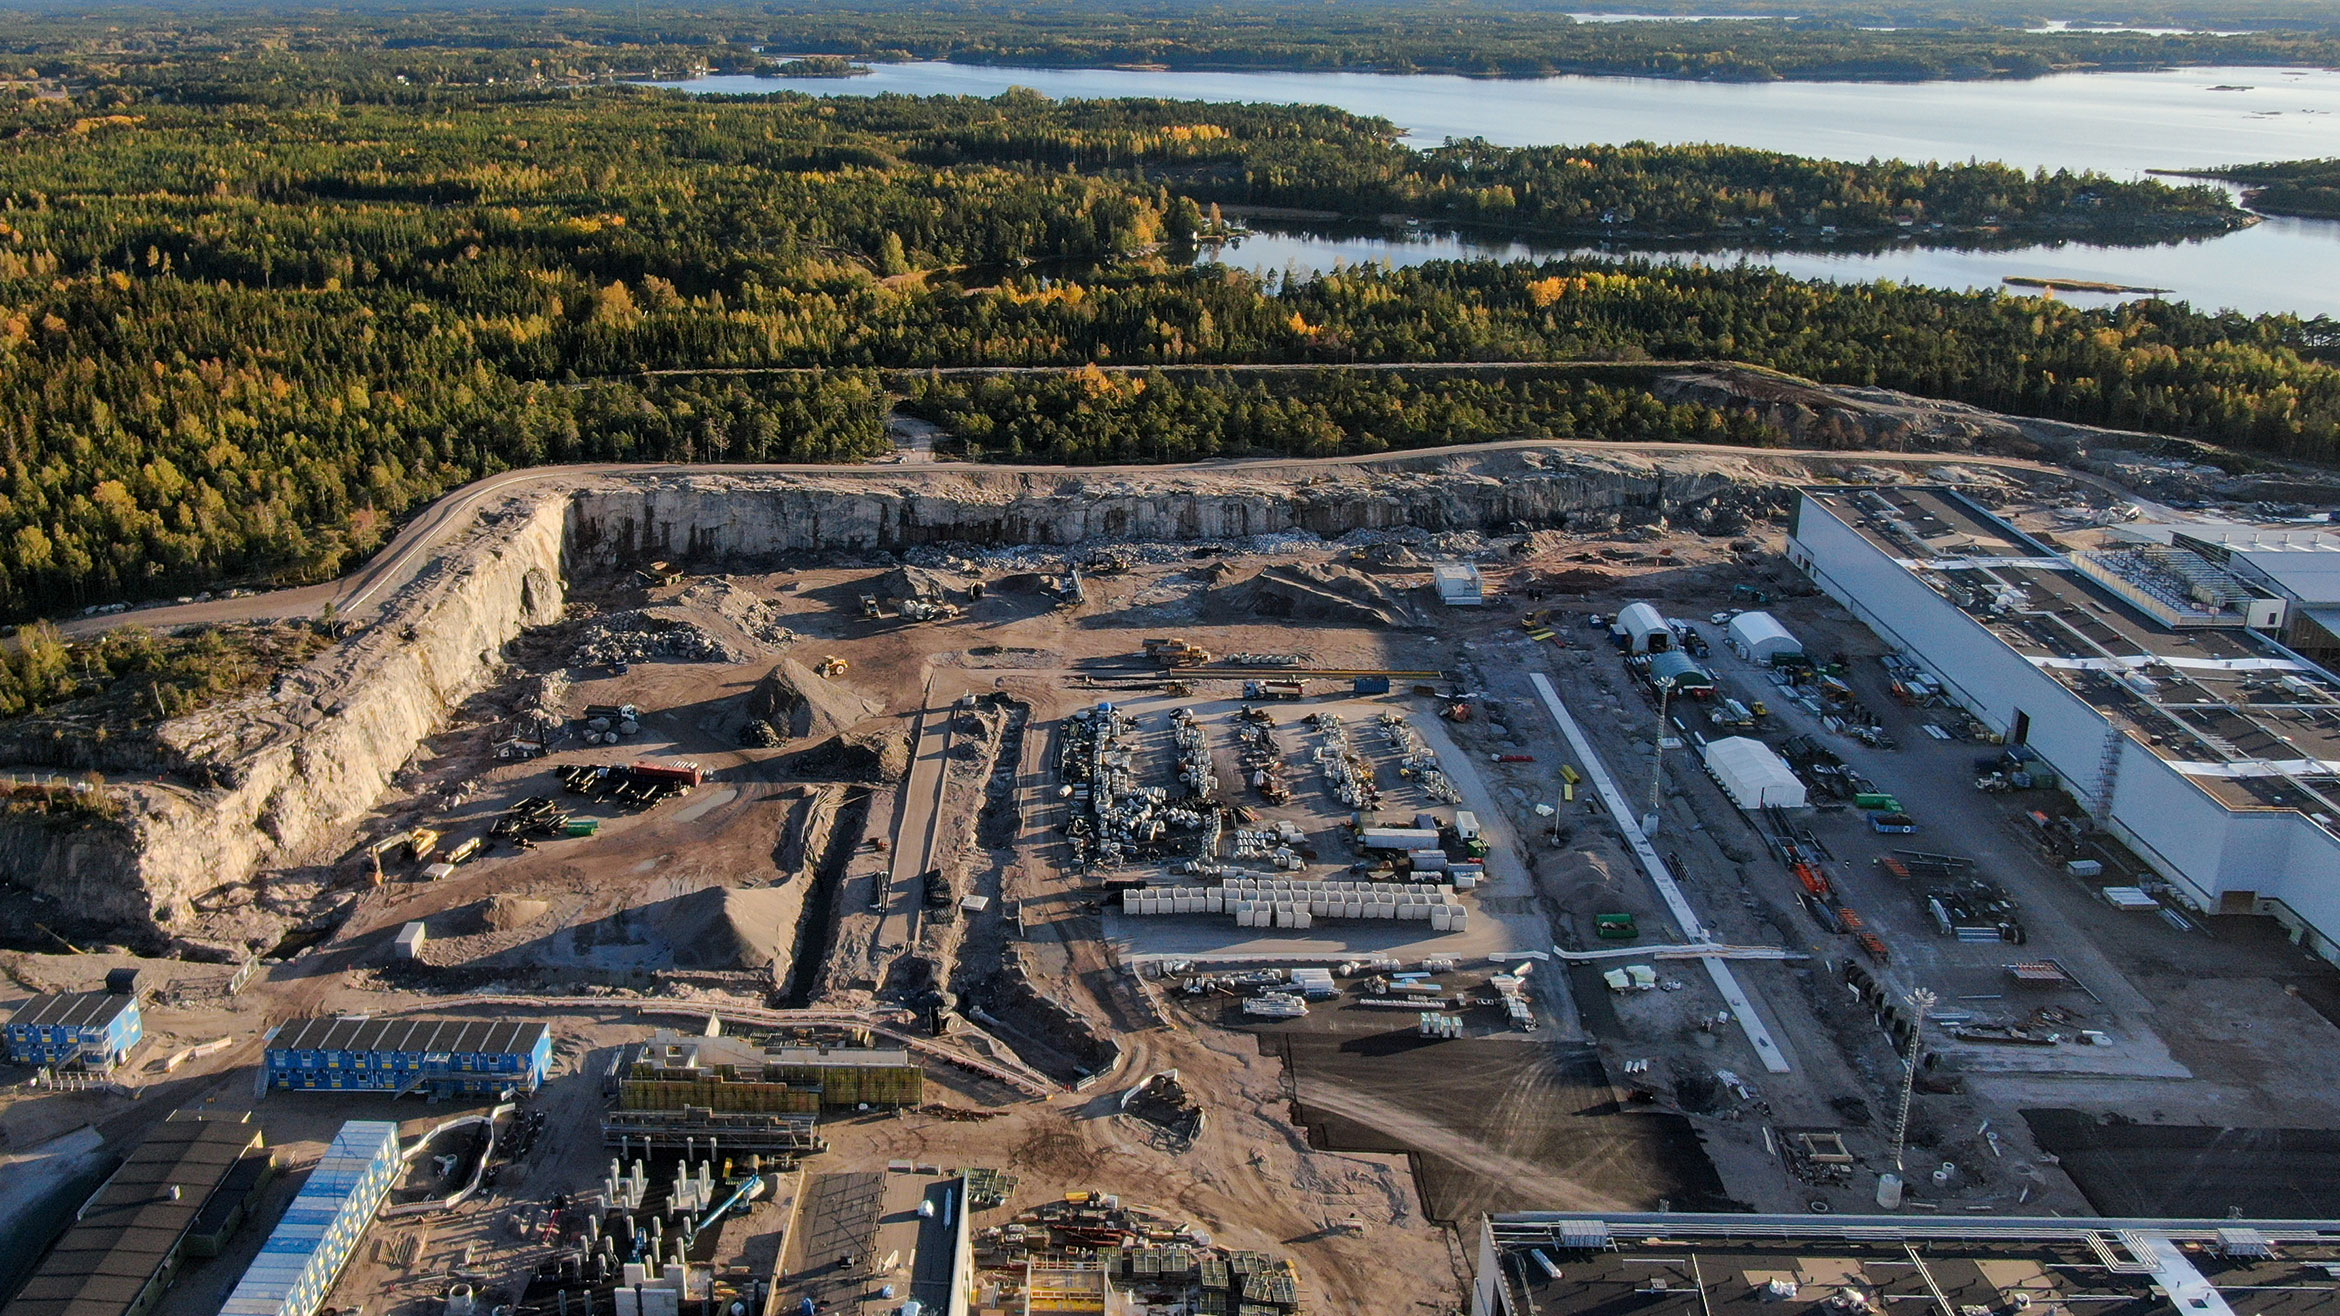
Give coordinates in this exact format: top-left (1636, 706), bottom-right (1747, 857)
top-left (0, 9), bottom-right (2335, 617)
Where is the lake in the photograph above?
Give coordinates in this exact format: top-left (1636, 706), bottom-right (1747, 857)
top-left (659, 63), bottom-right (2340, 316)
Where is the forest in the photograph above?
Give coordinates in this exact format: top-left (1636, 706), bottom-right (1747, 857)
top-left (2199, 160), bottom-right (2340, 221)
top-left (1, 1), bottom-right (2336, 88)
top-left (0, 41), bottom-right (2332, 617)
top-left (735, 0), bottom-right (2340, 80)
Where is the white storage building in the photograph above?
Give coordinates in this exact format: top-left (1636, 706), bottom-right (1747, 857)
top-left (1613, 602), bottom-right (1672, 653)
top-left (1788, 484), bottom-right (2340, 964)
top-left (1435, 563), bottom-right (1485, 606)
top-left (1727, 611), bottom-right (1803, 664)
top-left (1702, 737), bottom-right (1807, 810)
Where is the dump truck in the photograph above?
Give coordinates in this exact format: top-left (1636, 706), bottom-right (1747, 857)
top-left (1144, 637), bottom-right (1211, 668)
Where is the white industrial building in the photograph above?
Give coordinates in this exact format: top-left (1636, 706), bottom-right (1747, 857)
top-left (1702, 736), bottom-right (1807, 810)
top-left (1725, 611), bottom-right (1803, 664)
top-left (1434, 562), bottom-right (1485, 606)
top-left (1612, 602), bottom-right (1672, 653)
top-left (1788, 486), bottom-right (2340, 961)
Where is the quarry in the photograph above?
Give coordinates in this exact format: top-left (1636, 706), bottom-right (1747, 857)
top-left (14, 373), bottom-right (2340, 1316)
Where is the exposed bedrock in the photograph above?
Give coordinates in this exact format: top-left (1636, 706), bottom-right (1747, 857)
top-left (563, 450), bottom-right (1746, 567)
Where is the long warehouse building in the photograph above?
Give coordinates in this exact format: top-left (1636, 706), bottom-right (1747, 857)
top-left (2, 1115), bottom-right (272, 1316)
top-left (1788, 485), bottom-right (2340, 958)
top-left (1472, 1211), bottom-right (2340, 1316)
top-left (263, 1017), bottom-right (552, 1096)
top-left (219, 1120), bottom-right (401, 1316)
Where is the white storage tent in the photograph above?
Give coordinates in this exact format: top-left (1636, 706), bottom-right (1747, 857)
top-left (1613, 602), bottom-right (1671, 653)
top-left (1702, 736), bottom-right (1807, 810)
top-left (1727, 611), bottom-right (1802, 664)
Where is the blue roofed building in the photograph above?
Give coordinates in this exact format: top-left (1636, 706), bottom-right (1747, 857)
top-left (4, 990), bottom-right (142, 1070)
top-left (219, 1120), bottom-right (401, 1316)
top-left (263, 1017), bottom-right (553, 1097)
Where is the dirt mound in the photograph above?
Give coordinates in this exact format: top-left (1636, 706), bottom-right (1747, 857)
top-left (748, 658), bottom-right (882, 740)
top-left (874, 564), bottom-right (953, 604)
top-left (787, 719), bottom-right (911, 781)
top-left (676, 577), bottom-right (796, 647)
top-left (1211, 562), bottom-right (1422, 628)
top-left (658, 886), bottom-right (798, 971)
top-left (486, 895), bottom-right (550, 931)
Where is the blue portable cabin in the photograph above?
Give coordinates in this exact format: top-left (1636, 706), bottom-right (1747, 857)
top-left (4, 990), bottom-right (142, 1070)
top-left (219, 1120), bottom-right (401, 1316)
top-left (263, 1017), bottom-right (553, 1096)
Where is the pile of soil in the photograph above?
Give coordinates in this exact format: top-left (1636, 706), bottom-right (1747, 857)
top-left (747, 658), bottom-right (882, 740)
top-left (787, 721), bottom-right (912, 782)
top-left (659, 886), bottom-right (799, 971)
top-left (1209, 562), bottom-right (1422, 628)
top-left (486, 895), bottom-right (550, 930)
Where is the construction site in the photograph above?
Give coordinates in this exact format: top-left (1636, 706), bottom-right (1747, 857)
top-left (12, 395), bottom-right (2340, 1316)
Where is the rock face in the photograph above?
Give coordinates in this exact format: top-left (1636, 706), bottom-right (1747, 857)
top-left (562, 448), bottom-right (1749, 566)
top-left (0, 494), bottom-right (569, 944)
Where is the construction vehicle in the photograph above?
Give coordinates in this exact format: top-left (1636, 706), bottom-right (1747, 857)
top-left (860, 594), bottom-right (882, 619)
top-left (402, 828), bottom-right (441, 864)
top-left (635, 560), bottom-right (681, 587)
top-left (1242, 680), bottom-right (1305, 701)
top-left (817, 655), bottom-right (849, 678)
top-left (1144, 637), bottom-right (1211, 668)
top-left (363, 827), bottom-right (438, 881)
top-left (898, 598), bottom-right (959, 622)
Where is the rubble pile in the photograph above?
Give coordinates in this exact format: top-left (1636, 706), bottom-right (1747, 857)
top-left (568, 610), bottom-right (747, 666)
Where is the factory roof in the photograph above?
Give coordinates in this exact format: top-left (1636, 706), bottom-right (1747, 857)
top-left (1484, 1212), bottom-right (2340, 1316)
top-left (268, 1016), bottom-right (546, 1057)
top-left (4, 1116), bottom-right (265, 1316)
top-left (1802, 486), bottom-right (2340, 818)
top-left (5, 991), bottom-right (135, 1032)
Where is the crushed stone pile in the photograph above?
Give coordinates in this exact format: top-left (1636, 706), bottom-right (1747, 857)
top-left (569, 610), bottom-right (747, 666)
top-left (1210, 562), bottom-right (1423, 628)
top-left (874, 564), bottom-right (954, 603)
top-left (677, 578), bottom-right (797, 648)
top-left (747, 658), bottom-right (881, 741)
top-left (658, 886), bottom-right (797, 971)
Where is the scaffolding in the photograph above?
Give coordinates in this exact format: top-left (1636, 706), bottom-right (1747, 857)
top-left (2072, 546), bottom-right (2257, 628)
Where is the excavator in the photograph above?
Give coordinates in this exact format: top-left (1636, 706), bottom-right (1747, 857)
top-left (364, 827), bottom-right (440, 882)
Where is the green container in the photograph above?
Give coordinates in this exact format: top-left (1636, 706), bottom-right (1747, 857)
top-left (1854, 792), bottom-right (1901, 811)
top-left (1596, 913), bottom-right (1639, 939)
top-left (566, 819), bottom-right (600, 836)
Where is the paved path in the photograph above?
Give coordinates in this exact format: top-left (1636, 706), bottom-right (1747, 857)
top-left (1529, 671), bottom-right (1794, 1074)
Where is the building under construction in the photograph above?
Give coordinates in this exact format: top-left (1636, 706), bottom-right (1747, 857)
top-left (971, 1193), bottom-right (1303, 1316)
top-left (1472, 1211), bottom-right (2340, 1316)
top-left (600, 1030), bottom-right (922, 1156)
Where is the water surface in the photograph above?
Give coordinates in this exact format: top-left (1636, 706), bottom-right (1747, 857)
top-left (661, 63), bottom-right (2340, 315)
